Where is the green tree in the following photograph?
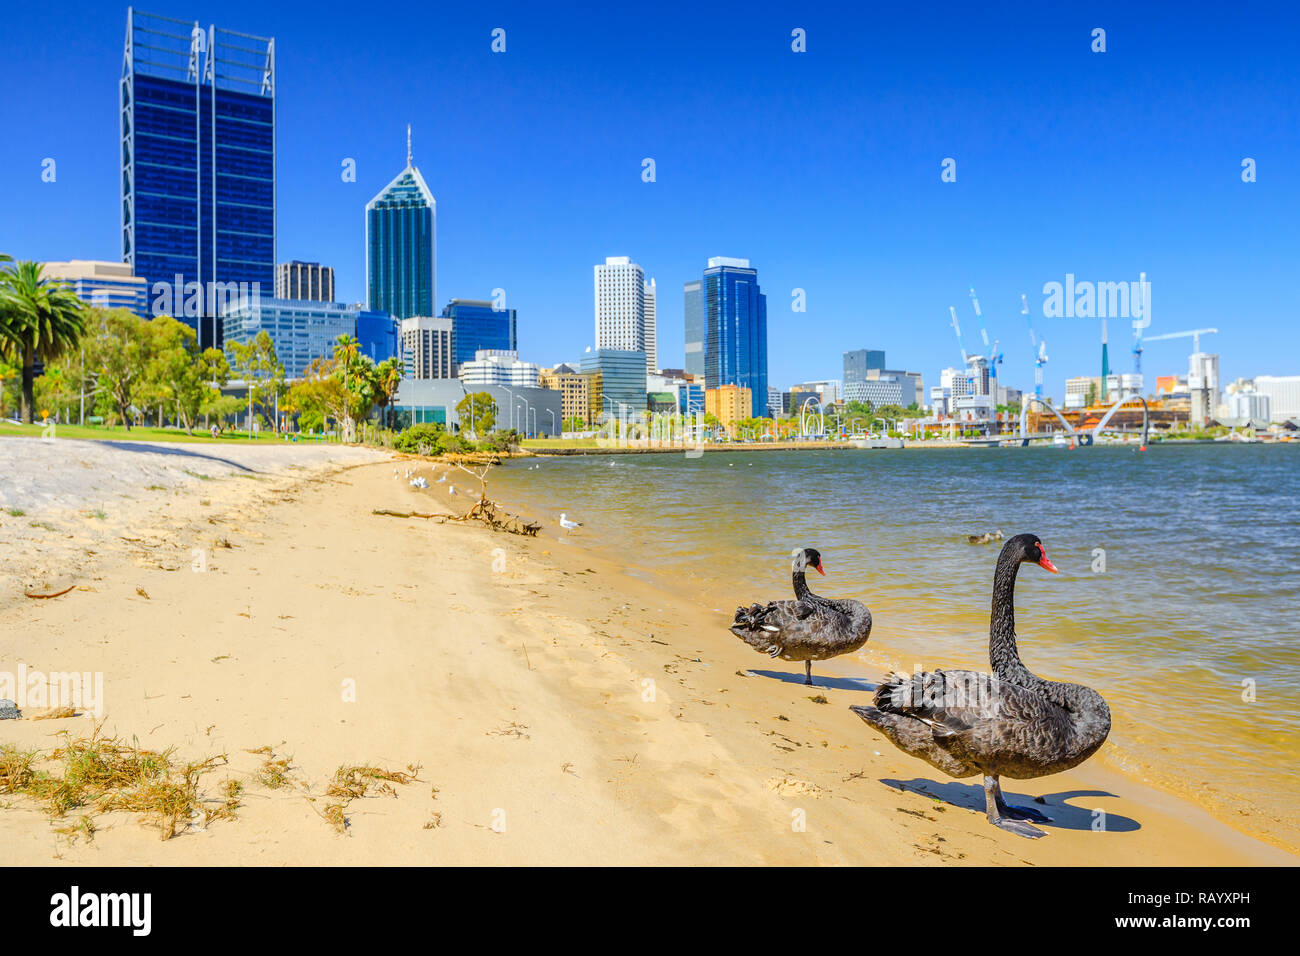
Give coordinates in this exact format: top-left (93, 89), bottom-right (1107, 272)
top-left (372, 355), bottom-right (405, 429)
top-left (455, 391), bottom-right (496, 437)
top-left (0, 260), bottom-right (88, 424)
top-left (332, 334), bottom-right (361, 440)
top-left (339, 354), bottom-right (378, 435)
top-left (285, 356), bottom-right (348, 434)
top-left (148, 315), bottom-right (211, 435)
top-left (83, 307), bottom-right (154, 429)
top-left (229, 330), bottom-right (285, 432)
top-left (197, 347), bottom-right (232, 429)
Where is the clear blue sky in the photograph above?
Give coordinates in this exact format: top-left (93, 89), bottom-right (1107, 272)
top-left (1, 1), bottom-right (1296, 397)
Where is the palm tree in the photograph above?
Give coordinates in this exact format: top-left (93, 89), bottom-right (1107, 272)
top-left (332, 334), bottom-right (361, 441)
top-left (0, 260), bottom-right (87, 424)
top-left (373, 355), bottom-right (405, 429)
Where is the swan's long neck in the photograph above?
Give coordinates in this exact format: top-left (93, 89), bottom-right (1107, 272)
top-left (989, 555), bottom-right (1040, 688)
top-left (792, 569), bottom-right (812, 600)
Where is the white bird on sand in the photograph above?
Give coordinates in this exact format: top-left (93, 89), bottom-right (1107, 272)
top-left (410, 477), bottom-right (428, 488)
top-left (436, 473), bottom-right (447, 483)
top-left (449, 485), bottom-right (458, 496)
top-left (559, 513), bottom-right (582, 533)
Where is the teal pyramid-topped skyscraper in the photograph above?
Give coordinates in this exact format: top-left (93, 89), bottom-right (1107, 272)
top-left (366, 127), bottom-right (436, 319)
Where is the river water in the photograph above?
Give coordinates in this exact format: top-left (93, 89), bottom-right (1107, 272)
top-left (491, 442), bottom-right (1300, 851)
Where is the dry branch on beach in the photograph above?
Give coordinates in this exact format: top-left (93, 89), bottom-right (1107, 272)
top-left (372, 495), bottom-right (541, 536)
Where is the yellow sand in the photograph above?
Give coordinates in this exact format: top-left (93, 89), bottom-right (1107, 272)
top-left (0, 448), bottom-right (1293, 865)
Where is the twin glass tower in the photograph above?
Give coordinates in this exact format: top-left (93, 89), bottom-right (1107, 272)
top-left (121, 7), bottom-right (276, 349)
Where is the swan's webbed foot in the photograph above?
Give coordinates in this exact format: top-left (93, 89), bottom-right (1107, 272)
top-left (804, 661), bottom-right (814, 685)
top-left (998, 802), bottom-right (1053, 823)
top-left (984, 774), bottom-right (1050, 837)
top-left (990, 815), bottom-right (1047, 839)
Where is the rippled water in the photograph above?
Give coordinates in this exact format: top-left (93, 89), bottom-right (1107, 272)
top-left (491, 444), bottom-right (1300, 850)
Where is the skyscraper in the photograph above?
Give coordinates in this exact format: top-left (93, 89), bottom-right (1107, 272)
top-left (440, 299), bottom-right (517, 369)
top-left (121, 8), bottom-right (276, 349)
top-left (843, 349), bottom-right (886, 386)
top-left (702, 257), bottom-right (767, 417)
top-left (594, 257), bottom-right (655, 363)
top-left (366, 127), bottom-right (436, 319)
top-left (276, 261), bottom-right (334, 302)
top-left (683, 279), bottom-right (703, 378)
top-left (399, 316), bottom-right (455, 379)
top-left (643, 277), bottom-right (658, 373)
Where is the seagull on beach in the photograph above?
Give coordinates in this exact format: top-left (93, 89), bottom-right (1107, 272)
top-left (559, 513), bottom-right (582, 533)
top-left (436, 473), bottom-right (447, 483)
top-left (449, 485), bottom-right (458, 496)
top-left (410, 477), bottom-right (428, 488)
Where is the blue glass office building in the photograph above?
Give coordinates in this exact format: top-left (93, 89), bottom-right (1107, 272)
top-left (702, 258), bottom-right (768, 417)
top-left (221, 296), bottom-right (357, 379)
top-left (357, 310), bottom-right (399, 365)
top-left (579, 349), bottom-right (648, 419)
top-left (683, 279), bottom-right (704, 378)
top-left (121, 8), bottom-right (276, 349)
top-left (366, 144), bottom-right (436, 319)
top-left (440, 299), bottom-right (516, 368)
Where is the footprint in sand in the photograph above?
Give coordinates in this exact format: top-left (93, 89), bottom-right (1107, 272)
top-left (765, 776), bottom-right (824, 798)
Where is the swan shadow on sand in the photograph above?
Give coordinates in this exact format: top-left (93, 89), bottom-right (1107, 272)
top-left (881, 777), bottom-right (1140, 833)
top-left (98, 440), bottom-right (258, 473)
top-left (746, 669), bottom-right (877, 693)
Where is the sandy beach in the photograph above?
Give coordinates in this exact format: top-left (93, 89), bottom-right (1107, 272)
top-left (0, 438), bottom-right (1293, 865)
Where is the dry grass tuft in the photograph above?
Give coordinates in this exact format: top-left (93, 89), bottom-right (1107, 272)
top-left (320, 763), bottom-right (421, 835)
top-left (246, 745), bottom-right (293, 789)
top-left (0, 726), bottom-right (233, 841)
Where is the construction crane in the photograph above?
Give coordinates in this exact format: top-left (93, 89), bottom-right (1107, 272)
top-left (1131, 271), bottom-right (1151, 378)
top-left (1142, 328), bottom-right (1219, 353)
top-left (1022, 293), bottom-right (1047, 401)
top-left (969, 287), bottom-right (1003, 396)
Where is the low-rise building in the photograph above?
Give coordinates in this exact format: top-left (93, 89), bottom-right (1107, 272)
top-left (42, 260), bottom-right (150, 318)
top-left (706, 384), bottom-right (752, 437)
top-left (458, 349), bottom-right (541, 387)
top-left (539, 364), bottom-right (592, 426)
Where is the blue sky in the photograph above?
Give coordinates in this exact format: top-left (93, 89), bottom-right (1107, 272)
top-left (1, 1), bottom-right (1296, 396)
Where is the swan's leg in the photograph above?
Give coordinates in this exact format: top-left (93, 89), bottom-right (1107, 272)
top-left (991, 776), bottom-right (1053, 823)
top-left (804, 661), bottom-right (813, 685)
top-left (984, 775), bottom-right (1046, 838)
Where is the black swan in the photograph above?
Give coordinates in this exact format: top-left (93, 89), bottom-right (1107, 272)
top-left (851, 534), bottom-right (1111, 839)
top-left (730, 548), bottom-right (873, 685)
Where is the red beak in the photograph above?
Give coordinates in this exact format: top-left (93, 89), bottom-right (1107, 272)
top-left (816, 563), bottom-right (826, 576)
top-left (1038, 552), bottom-right (1059, 574)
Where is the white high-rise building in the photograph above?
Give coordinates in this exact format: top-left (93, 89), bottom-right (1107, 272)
top-left (594, 257), bottom-right (655, 363)
top-left (643, 277), bottom-right (657, 373)
top-left (1254, 375), bottom-right (1300, 422)
top-left (1188, 352), bottom-right (1220, 425)
top-left (400, 316), bottom-right (455, 379)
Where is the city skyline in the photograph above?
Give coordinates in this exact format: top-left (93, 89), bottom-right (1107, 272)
top-left (1, 2), bottom-right (1296, 397)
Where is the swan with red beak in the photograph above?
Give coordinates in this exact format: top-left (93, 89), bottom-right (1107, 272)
top-left (729, 547), bottom-right (872, 686)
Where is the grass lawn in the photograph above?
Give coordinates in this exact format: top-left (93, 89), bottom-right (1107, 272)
top-left (0, 420), bottom-right (334, 445)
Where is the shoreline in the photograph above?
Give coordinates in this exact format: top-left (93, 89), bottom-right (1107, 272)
top-left (0, 441), bottom-right (1293, 864)
top-left (490, 456), bottom-right (1300, 861)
